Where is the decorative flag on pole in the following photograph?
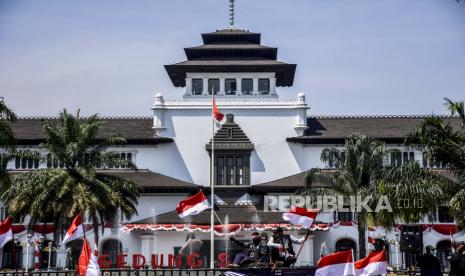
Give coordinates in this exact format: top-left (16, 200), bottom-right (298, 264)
top-left (282, 207), bottom-right (319, 229)
top-left (354, 250), bottom-right (387, 276)
top-left (62, 214), bottom-right (85, 245)
top-left (315, 249), bottom-right (355, 276)
top-left (33, 234), bottom-right (41, 270)
top-left (176, 191), bottom-right (211, 218)
top-left (0, 217), bottom-right (13, 248)
top-left (212, 96), bottom-right (224, 123)
top-left (77, 239), bottom-right (100, 276)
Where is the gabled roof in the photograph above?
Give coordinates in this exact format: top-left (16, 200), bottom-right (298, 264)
top-left (206, 114), bottom-right (254, 151)
top-left (11, 117), bottom-right (173, 145)
top-left (287, 115), bottom-right (462, 144)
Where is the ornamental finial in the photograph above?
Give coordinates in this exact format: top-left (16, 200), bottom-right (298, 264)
top-left (229, 0), bottom-right (235, 28)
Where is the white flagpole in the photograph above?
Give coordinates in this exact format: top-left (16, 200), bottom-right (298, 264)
top-left (210, 91), bottom-right (215, 269)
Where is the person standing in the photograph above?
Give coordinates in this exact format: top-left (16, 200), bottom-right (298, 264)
top-left (416, 245), bottom-right (442, 276)
top-left (448, 241), bottom-right (465, 276)
top-left (267, 227), bottom-right (306, 267)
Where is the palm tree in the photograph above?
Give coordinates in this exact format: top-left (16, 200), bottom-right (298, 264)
top-left (407, 98), bottom-right (465, 229)
top-left (304, 135), bottom-right (449, 259)
top-left (1, 109), bottom-right (141, 244)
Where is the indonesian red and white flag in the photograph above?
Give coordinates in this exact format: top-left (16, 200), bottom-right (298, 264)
top-left (0, 217), bottom-right (13, 248)
top-left (176, 191), bottom-right (211, 218)
top-left (315, 250), bottom-right (355, 276)
top-left (78, 239), bottom-right (100, 276)
top-left (62, 214), bottom-right (84, 245)
top-left (212, 96), bottom-right (224, 123)
top-left (282, 207), bottom-right (319, 229)
top-left (355, 250), bottom-right (387, 276)
top-left (34, 234), bottom-right (41, 270)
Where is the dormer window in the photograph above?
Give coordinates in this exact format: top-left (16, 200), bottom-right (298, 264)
top-left (225, 79), bottom-right (237, 95)
top-left (192, 79), bottom-right (203, 95)
top-left (208, 79), bottom-right (220, 95)
top-left (242, 78), bottom-right (253, 95)
top-left (258, 78), bottom-right (270, 95)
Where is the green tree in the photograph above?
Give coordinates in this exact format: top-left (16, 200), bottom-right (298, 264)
top-left (1, 109), bottom-right (141, 244)
top-left (407, 98), bottom-right (465, 229)
top-left (304, 135), bottom-right (449, 258)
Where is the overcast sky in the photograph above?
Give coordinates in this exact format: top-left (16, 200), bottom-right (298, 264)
top-left (1, 0), bottom-right (464, 117)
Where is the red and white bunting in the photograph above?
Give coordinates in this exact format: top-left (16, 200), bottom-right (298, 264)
top-left (78, 239), bottom-right (100, 276)
top-left (176, 191), bottom-right (211, 219)
top-left (282, 207), bottom-right (319, 229)
top-left (62, 214), bottom-right (85, 245)
top-left (315, 250), bottom-right (355, 276)
top-left (355, 250), bottom-right (387, 276)
top-left (0, 217), bottom-right (13, 248)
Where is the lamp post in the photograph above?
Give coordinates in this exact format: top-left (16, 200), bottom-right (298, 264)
top-left (47, 241), bottom-right (52, 271)
top-left (25, 233), bottom-right (32, 271)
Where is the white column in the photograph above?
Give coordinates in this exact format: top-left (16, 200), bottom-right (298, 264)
top-left (202, 78), bottom-right (208, 95)
top-left (270, 77), bottom-right (277, 95)
top-left (140, 234), bottom-right (153, 267)
top-left (219, 77), bottom-right (225, 95)
top-left (236, 77), bottom-right (242, 95)
top-left (185, 77), bottom-right (192, 96)
top-left (252, 77), bottom-right (259, 95)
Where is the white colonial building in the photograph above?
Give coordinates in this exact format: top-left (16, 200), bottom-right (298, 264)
top-left (2, 25), bottom-right (463, 271)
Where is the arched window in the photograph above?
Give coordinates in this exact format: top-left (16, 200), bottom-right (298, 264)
top-left (101, 239), bottom-right (122, 268)
top-left (437, 240), bottom-right (452, 272)
top-left (335, 239), bottom-right (357, 259)
top-left (65, 239), bottom-right (83, 270)
top-left (1, 240), bottom-right (22, 269)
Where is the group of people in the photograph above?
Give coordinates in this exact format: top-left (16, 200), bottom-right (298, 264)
top-left (416, 241), bottom-right (465, 276)
top-left (229, 227), bottom-right (307, 268)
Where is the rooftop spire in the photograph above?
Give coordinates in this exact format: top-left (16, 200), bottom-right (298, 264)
top-left (228, 0), bottom-right (235, 28)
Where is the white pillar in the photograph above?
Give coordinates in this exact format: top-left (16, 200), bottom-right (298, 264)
top-left (140, 234), bottom-right (153, 267)
top-left (270, 77), bottom-right (277, 95)
top-left (219, 77), bottom-right (225, 95)
top-left (236, 77), bottom-right (242, 95)
top-left (152, 93), bottom-right (166, 132)
top-left (202, 78), bottom-right (208, 95)
top-left (252, 77), bottom-right (259, 95)
top-left (185, 77), bottom-right (192, 96)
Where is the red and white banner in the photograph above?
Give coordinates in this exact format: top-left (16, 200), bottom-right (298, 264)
top-left (176, 191), bottom-right (211, 219)
top-left (0, 217), bottom-right (13, 248)
top-left (212, 96), bottom-right (224, 123)
top-left (355, 250), bottom-right (387, 276)
top-left (62, 214), bottom-right (84, 245)
top-left (282, 207), bottom-right (319, 229)
top-left (78, 239), bottom-right (100, 276)
top-left (315, 250), bottom-right (355, 276)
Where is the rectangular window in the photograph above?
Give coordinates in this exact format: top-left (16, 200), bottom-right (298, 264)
top-left (409, 152), bottom-right (415, 161)
top-left (208, 79), bottom-right (220, 95)
top-left (225, 79), bottom-right (236, 95)
top-left (422, 152), bottom-right (428, 167)
top-left (241, 79), bottom-right (253, 95)
top-left (226, 157), bottom-right (234, 185)
top-left (391, 152), bottom-right (402, 166)
top-left (192, 79), bottom-right (203, 95)
top-left (217, 157), bottom-right (224, 185)
top-left (236, 157), bottom-right (243, 185)
top-left (438, 206), bottom-right (454, 223)
top-left (338, 211), bottom-right (353, 222)
top-left (258, 78), bottom-right (270, 94)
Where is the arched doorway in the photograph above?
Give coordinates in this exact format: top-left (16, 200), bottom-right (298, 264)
top-left (335, 238), bottom-right (357, 259)
top-left (437, 240), bottom-right (452, 272)
top-left (39, 240), bottom-right (57, 269)
top-left (65, 239), bottom-right (83, 270)
top-left (1, 241), bottom-right (22, 269)
top-left (101, 238), bottom-right (122, 268)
